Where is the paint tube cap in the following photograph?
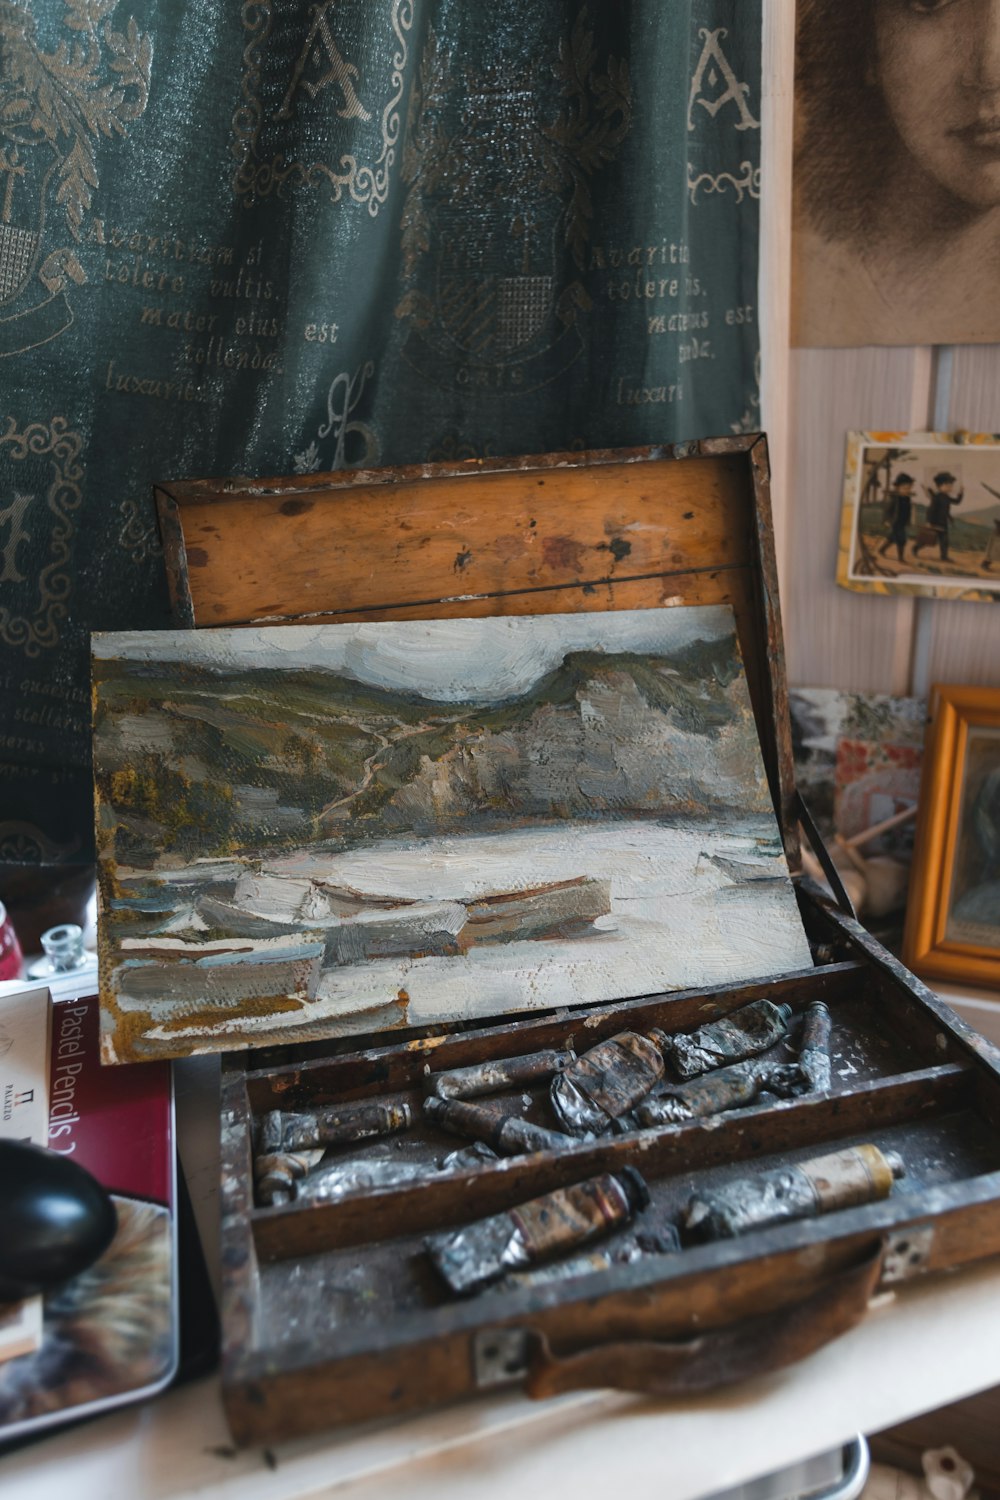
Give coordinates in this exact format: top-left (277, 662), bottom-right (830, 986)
top-left (616, 1165), bottom-right (651, 1214)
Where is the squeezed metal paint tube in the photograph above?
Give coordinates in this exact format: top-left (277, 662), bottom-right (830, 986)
top-left (256, 1099), bottom-right (413, 1154)
top-left (683, 1143), bottom-right (906, 1242)
top-left (254, 1148), bottom-right (325, 1207)
top-left (441, 1141), bottom-right (500, 1171)
top-left (634, 1058), bottom-right (802, 1127)
top-left (426, 1048), bottom-right (576, 1101)
top-left (660, 1000), bottom-right (793, 1080)
top-left (549, 1030), bottom-right (667, 1135)
top-left (426, 1167), bottom-right (651, 1296)
top-left (496, 1216), bottom-right (682, 1290)
top-left (296, 1141), bottom-right (502, 1204)
top-left (498, 1250), bottom-right (613, 1290)
top-left (294, 1155), bottom-right (442, 1203)
top-left (798, 1001), bottom-right (833, 1093)
top-left (423, 1094), bottom-right (578, 1154)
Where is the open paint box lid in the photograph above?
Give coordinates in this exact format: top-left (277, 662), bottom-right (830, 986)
top-left (95, 438), bottom-right (804, 1064)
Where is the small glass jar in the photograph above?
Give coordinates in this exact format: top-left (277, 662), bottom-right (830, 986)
top-left (26, 923), bottom-right (90, 980)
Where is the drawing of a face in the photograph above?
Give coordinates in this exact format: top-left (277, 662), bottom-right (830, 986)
top-left (875, 0), bottom-right (1000, 209)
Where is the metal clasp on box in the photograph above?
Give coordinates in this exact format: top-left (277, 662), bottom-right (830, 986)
top-left (882, 1225), bottom-right (934, 1283)
top-left (473, 1328), bottom-right (531, 1387)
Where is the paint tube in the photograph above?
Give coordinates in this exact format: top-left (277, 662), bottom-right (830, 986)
top-left (256, 1099), bottom-right (412, 1154)
top-left (633, 1220), bottom-right (682, 1255)
top-left (426, 1167), bottom-right (650, 1296)
top-left (549, 1031), bottom-right (667, 1135)
top-left (798, 1001), bottom-right (833, 1093)
top-left (426, 1047), bottom-right (576, 1101)
top-left (296, 1156), bottom-right (436, 1203)
top-left (660, 1000), bottom-right (793, 1080)
top-left (634, 1058), bottom-right (802, 1127)
top-left (281, 1139), bottom-right (505, 1206)
top-left (683, 1143), bottom-right (906, 1242)
top-left (254, 1148), bottom-right (325, 1207)
top-left (423, 1094), bottom-right (578, 1154)
top-left (496, 1214), bottom-right (682, 1290)
top-left (440, 1141), bottom-right (500, 1171)
top-left (498, 1250), bottom-right (613, 1290)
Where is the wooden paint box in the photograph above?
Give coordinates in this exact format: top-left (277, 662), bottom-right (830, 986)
top-left (153, 438), bottom-right (1000, 1442)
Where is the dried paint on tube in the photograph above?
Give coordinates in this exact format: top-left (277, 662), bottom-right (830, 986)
top-left (254, 1148), bottom-right (325, 1207)
top-left (426, 1048), bottom-right (576, 1101)
top-left (426, 1168), bottom-right (650, 1296)
top-left (423, 1094), bottom-right (578, 1155)
top-left (660, 1000), bottom-right (793, 1080)
top-left (550, 1031), bottom-right (666, 1135)
top-left (683, 1143), bottom-right (906, 1242)
top-left (798, 1001), bottom-right (833, 1093)
top-left (634, 1057), bottom-right (801, 1127)
top-left (256, 1099), bottom-right (412, 1154)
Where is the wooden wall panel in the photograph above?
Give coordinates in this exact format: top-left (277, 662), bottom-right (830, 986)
top-left (948, 346), bottom-right (1000, 433)
top-left (782, 346), bottom-right (931, 693)
top-left (924, 601), bottom-right (999, 691)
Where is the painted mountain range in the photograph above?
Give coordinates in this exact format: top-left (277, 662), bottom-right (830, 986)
top-left (92, 608), bottom-right (812, 1061)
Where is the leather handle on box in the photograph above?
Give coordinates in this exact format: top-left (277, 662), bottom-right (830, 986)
top-left (524, 1240), bottom-right (884, 1400)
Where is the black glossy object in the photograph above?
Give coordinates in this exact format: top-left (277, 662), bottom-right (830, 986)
top-left (0, 1139), bottom-right (117, 1302)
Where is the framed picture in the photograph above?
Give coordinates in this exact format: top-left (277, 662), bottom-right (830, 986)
top-left (838, 431), bottom-right (1000, 603)
top-left (903, 686), bottom-right (1000, 992)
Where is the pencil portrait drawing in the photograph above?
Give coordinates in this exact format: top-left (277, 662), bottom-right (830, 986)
top-left (794, 0), bottom-right (1000, 345)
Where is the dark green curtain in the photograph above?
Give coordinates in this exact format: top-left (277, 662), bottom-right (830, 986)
top-left (0, 0), bottom-right (761, 861)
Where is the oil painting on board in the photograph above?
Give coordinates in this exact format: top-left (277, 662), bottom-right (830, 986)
top-left (838, 431), bottom-right (1000, 603)
top-left (92, 607), bottom-right (813, 1063)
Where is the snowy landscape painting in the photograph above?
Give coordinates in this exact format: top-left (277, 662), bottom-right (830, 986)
top-left (92, 607), bottom-right (813, 1062)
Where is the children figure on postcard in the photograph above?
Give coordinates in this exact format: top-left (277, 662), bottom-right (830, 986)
top-left (983, 519), bottom-right (1000, 571)
top-left (839, 431), bottom-right (1000, 601)
top-left (879, 472), bottom-right (915, 562)
top-left (913, 472), bottom-right (963, 561)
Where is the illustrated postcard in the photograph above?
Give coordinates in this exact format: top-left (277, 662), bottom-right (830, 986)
top-left (838, 430), bottom-right (1000, 602)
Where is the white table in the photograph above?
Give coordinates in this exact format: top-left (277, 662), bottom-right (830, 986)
top-left (2, 1248), bottom-right (1000, 1500)
top-left (1, 992), bottom-right (998, 1500)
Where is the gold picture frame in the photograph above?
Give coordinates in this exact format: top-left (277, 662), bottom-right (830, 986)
top-left (903, 685), bottom-right (1000, 991)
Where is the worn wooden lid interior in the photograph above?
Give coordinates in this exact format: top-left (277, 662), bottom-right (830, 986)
top-left (154, 436), bottom-right (798, 865)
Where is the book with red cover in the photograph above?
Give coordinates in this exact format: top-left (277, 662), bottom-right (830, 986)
top-left (0, 991), bottom-right (177, 1439)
